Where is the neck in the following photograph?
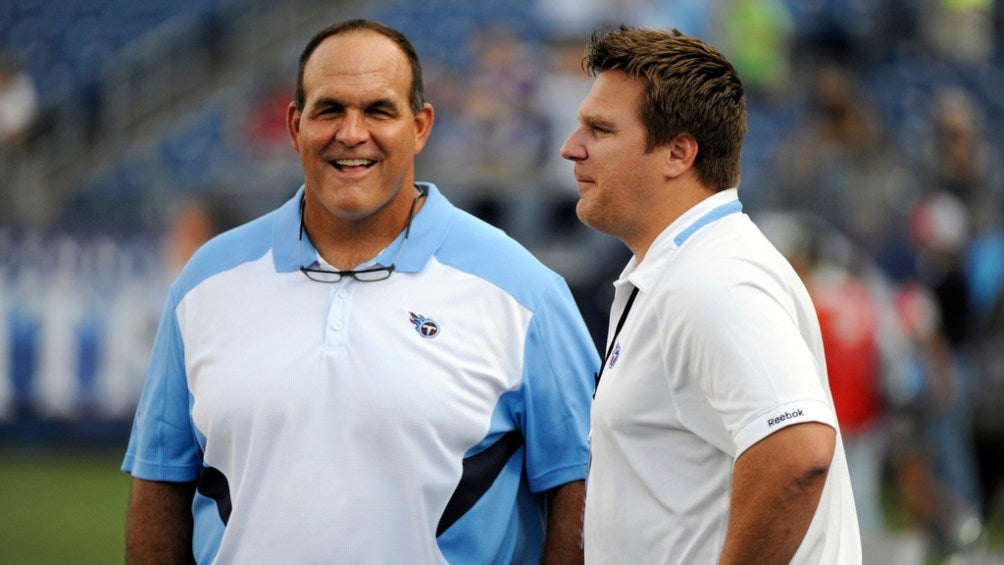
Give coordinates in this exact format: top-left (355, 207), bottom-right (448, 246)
top-left (627, 180), bottom-right (717, 264)
top-left (304, 186), bottom-right (424, 270)
top-left (316, 224), bottom-right (394, 271)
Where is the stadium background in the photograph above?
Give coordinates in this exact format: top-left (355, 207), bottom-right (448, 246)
top-left (2, 0), bottom-right (1004, 563)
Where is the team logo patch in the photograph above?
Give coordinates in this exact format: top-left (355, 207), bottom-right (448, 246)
top-left (608, 343), bottom-right (622, 368)
top-left (409, 312), bottom-right (440, 338)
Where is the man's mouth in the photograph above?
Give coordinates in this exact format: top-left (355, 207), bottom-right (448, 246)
top-left (331, 158), bottom-right (376, 170)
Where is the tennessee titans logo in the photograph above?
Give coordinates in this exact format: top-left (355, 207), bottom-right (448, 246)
top-left (409, 312), bottom-right (440, 338)
top-left (608, 343), bottom-right (622, 368)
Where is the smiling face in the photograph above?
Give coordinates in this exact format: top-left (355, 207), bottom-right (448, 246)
top-left (288, 29), bottom-right (433, 232)
top-left (560, 70), bottom-right (665, 248)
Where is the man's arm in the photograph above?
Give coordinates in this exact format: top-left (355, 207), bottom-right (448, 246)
top-left (719, 422), bottom-right (835, 565)
top-left (540, 480), bottom-right (585, 565)
top-left (125, 477), bottom-right (198, 565)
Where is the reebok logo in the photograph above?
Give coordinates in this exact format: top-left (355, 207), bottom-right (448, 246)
top-left (767, 409), bottom-right (804, 427)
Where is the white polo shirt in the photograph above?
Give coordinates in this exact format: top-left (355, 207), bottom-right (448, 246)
top-left (123, 183), bottom-right (598, 564)
top-left (584, 189), bottom-right (860, 564)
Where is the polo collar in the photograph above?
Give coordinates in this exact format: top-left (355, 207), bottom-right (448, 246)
top-left (620, 188), bottom-right (743, 293)
top-left (271, 182), bottom-right (451, 274)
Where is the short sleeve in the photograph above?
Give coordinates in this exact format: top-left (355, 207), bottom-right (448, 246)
top-left (520, 278), bottom-right (599, 492)
top-left (121, 288), bottom-right (203, 482)
top-left (672, 270), bottom-right (837, 457)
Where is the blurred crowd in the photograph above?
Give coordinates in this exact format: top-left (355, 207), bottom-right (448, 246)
top-left (3, 0), bottom-right (1004, 561)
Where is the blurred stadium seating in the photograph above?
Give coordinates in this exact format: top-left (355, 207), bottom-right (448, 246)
top-left (2, 0), bottom-right (1003, 414)
top-left (3, 3), bottom-right (1004, 560)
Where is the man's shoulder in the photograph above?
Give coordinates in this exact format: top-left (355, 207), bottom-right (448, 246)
top-left (435, 206), bottom-right (566, 307)
top-left (172, 211), bottom-right (276, 298)
top-left (651, 228), bottom-right (786, 311)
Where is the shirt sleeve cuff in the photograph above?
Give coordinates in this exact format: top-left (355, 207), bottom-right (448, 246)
top-left (734, 398), bottom-right (838, 457)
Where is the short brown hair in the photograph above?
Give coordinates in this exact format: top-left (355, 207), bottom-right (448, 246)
top-left (584, 26), bottom-right (746, 190)
top-left (295, 19), bottom-right (425, 114)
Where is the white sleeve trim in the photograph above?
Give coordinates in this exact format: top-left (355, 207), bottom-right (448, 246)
top-left (734, 398), bottom-right (838, 457)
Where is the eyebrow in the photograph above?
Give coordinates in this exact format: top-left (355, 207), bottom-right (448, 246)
top-left (310, 96), bottom-right (402, 114)
top-left (366, 98), bottom-right (401, 114)
top-left (310, 97), bottom-right (344, 112)
top-left (583, 115), bottom-right (616, 132)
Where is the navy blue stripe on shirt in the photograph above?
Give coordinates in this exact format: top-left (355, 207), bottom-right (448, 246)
top-left (437, 430), bottom-right (524, 536)
top-left (197, 466), bottom-right (232, 525)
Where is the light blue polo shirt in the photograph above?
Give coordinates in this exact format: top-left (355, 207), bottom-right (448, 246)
top-left (123, 183), bottom-right (598, 564)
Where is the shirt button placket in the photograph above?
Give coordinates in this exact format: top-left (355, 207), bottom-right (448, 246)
top-left (325, 281), bottom-right (352, 348)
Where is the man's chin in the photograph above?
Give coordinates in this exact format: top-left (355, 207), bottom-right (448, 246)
top-left (311, 190), bottom-right (379, 221)
top-left (575, 200), bottom-right (599, 229)
top-left (577, 202), bottom-right (620, 239)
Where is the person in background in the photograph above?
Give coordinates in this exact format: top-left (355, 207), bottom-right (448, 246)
top-left (0, 51), bottom-right (40, 224)
top-left (162, 191), bottom-right (244, 277)
top-left (758, 211), bottom-right (915, 553)
top-left (0, 52), bottom-right (38, 153)
top-left (561, 26), bottom-right (860, 563)
top-left (897, 192), bottom-right (985, 558)
top-left (891, 280), bottom-right (984, 558)
top-left (122, 18), bottom-right (597, 564)
top-left (771, 61), bottom-right (914, 274)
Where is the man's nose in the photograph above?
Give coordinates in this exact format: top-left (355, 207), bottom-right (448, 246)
top-left (335, 112), bottom-right (369, 146)
top-left (560, 128), bottom-right (586, 161)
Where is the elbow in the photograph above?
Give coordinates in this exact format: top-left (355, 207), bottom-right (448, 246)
top-left (794, 459), bottom-right (830, 494)
top-left (735, 421), bottom-right (838, 500)
top-left (792, 426), bottom-right (835, 493)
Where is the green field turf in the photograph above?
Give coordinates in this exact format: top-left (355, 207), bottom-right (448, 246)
top-left (0, 445), bottom-right (130, 564)
top-left (1, 442), bottom-right (1003, 564)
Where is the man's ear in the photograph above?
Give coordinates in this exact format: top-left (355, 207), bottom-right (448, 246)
top-left (413, 102), bottom-right (435, 154)
top-left (664, 132), bottom-right (698, 178)
top-left (287, 101), bottom-right (302, 153)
